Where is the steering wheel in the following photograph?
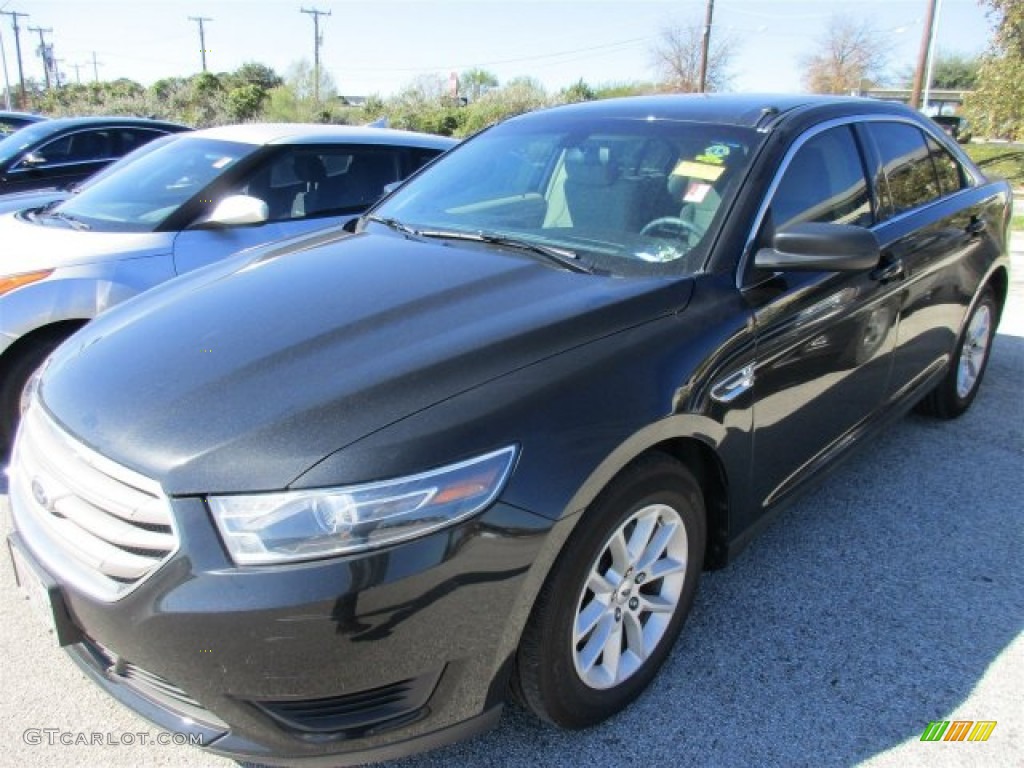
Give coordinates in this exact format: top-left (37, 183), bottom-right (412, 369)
top-left (640, 216), bottom-right (703, 242)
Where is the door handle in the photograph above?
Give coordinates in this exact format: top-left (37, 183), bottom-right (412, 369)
top-left (871, 258), bottom-right (905, 283)
top-left (966, 217), bottom-right (987, 237)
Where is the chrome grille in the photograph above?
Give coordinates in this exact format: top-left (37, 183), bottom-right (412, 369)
top-left (9, 402), bottom-right (177, 601)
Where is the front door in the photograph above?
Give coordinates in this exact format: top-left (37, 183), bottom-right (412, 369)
top-left (745, 124), bottom-right (900, 509)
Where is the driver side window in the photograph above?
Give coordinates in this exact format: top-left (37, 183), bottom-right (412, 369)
top-left (770, 126), bottom-right (872, 232)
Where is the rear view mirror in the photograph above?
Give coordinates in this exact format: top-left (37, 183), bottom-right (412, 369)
top-left (755, 222), bottom-right (880, 272)
top-left (204, 195), bottom-right (269, 227)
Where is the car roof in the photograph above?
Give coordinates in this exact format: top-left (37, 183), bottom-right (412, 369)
top-left (28, 115), bottom-right (190, 132)
top-left (188, 123), bottom-right (457, 149)
top-left (513, 93), bottom-right (922, 129)
top-left (0, 111), bottom-right (48, 122)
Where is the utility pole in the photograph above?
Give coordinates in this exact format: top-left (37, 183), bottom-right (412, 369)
top-left (91, 51), bottom-right (102, 83)
top-left (1, 21), bottom-right (12, 109)
top-left (921, 0), bottom-right (945, 113)
top-left (300, 7), bottom-right (330, 103)
top-left (27, 25), bottom-right (52, 90)
top-left (697, 0), bottom-right (715, 93)
top-left (1, 10), bottom-right (28, 109)
top-left (188, 16), bottom-right (212, 72)
top-left (71, 61), bottom-right (83, 85)
top-left (910, 0), bottom-right (938, 110)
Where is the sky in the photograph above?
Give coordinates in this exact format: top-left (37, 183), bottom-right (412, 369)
top-left (0, 0), bottom-right (996, 100)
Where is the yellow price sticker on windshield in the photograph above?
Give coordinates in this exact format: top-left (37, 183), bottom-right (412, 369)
top-left (671, 161), bottom-right (724, 182)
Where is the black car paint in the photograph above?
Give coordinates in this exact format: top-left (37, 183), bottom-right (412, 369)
top-left (11, 95), bottom-right (1012, 764)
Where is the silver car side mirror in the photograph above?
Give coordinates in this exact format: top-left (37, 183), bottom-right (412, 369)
top-left (205, 195), bottom-right (269, 227)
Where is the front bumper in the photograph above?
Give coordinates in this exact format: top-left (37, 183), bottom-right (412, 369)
top-left (10, 494), bottom-right (556, 764)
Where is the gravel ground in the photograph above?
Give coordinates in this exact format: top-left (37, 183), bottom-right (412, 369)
top-left (1, 236), bottom-right (1021, 768)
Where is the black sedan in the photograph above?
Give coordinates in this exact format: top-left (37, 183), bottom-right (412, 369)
top-left (7, 95), bottom-right (1010, 765)
top-left (0, 115), bottom-right (188, 194)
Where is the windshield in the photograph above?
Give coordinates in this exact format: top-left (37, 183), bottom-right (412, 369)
top-left (52, 136), bottom-right (257, 232)
top-left (0, 120), bottom-right (58, 165)
top-left (371, 115), bottom-right (760, 276)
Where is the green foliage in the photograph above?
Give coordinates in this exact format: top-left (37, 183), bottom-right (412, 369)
top-left (964, 143), bottom-right (1024, 187)
top-left (964, 0), bottom-right (1024, 140)
top-left (226, 84), bottom-right (267, 122)
top-left (560, 79), bottom-right (596, 104)
top-left (929, 52), bottom-right (981, 89)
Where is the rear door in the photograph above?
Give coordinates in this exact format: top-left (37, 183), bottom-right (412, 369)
top-left (859, 121), bottom-right (1002, 402)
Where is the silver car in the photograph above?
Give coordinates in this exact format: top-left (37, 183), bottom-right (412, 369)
top-left (0, 124), bottom-right (456, 447)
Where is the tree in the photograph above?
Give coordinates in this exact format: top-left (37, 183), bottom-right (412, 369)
top-left (230, 62), bottom-right (283, 92)
top-left (650, 21), bottom-right (736, 92)
top-left (459, 68), bottom-right (499, 102)
top-left (800, 15), bottom-right (889, 94)
top-left (560, 79), bottom-right (596, 103)
top-left (929, 52), bottom-right (981, 89)
top-left (964, 0), bottom-right (1024, 139)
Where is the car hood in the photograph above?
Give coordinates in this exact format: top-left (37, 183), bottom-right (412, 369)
top-left (0, 189), bottom-right (69, 216)
top-left (41, 232), bottom-right (692, 494)
top-left (0, 212), bottom-right (171, 273)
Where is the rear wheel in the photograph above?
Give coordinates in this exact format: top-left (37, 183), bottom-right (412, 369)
top-left (917, 287), bottom-right (997, 419)
top-left (0, 330), bottom-right (71, 453)
top-left (513, 453), bottom-right (705, 728)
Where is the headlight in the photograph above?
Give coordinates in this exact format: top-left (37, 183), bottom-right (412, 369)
top-left (208, 446), bottom-right (517, 564)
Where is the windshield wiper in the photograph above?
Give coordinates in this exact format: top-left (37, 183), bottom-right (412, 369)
top-left (365, 214), bottom-right (420, 238)
top-left (416, 228), bottom-right (593, 274)
top-left (41, 210), bottom-right (91, 230)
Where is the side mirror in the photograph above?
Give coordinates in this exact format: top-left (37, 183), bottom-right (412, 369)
top-left (755, 222), bottom-right (880, 272)
top-left (203, 195), bottom-right (269, 227)
top-left (19, 151), bottom-right (48, 168)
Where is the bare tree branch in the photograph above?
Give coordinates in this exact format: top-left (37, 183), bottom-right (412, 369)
top-left (800, 15), bottom-right (890, 94)
top-left (651, 22), bottom-right (737, 93)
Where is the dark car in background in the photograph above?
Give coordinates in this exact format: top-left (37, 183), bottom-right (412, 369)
top-left (0, 110), bottom-right (47, 136)
top-left (0, 116), bottom-right (189, 195)
top-left (931, 114), bottom-right (973, 144)
top-left (7, 95), bottom-right (1010, 765)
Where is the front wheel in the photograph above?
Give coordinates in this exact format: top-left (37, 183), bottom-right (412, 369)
top-left (513, 453), bottom-right (705, 728)
top-left (917, 287), bottom-right (997, 419)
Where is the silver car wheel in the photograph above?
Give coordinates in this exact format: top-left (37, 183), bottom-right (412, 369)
top-left (956, 303), bottom-right (992, 399)
top-left (571, 503), bottom-right (689, 690)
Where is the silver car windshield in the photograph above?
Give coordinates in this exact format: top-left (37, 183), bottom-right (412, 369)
top-left (371, 116), bottom-right (760, 277)
top-left (52, 137), bottom-right (256, 232)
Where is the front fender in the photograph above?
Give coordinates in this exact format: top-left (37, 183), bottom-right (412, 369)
top-left (0, 254), bottom-right (176, 355)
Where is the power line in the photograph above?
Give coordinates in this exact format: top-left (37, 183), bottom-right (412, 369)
top-left (301, 7), bottom-right (330, 103)
top-left (188, 16), bottom-right (212, 72)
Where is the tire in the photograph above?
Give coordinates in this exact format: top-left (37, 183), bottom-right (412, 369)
top-left (917, 287), bottom-right (998, 419)
top-left (0, 330), bottom-right (71, 453)
top-left (513, 453), bottom-right (706, 728)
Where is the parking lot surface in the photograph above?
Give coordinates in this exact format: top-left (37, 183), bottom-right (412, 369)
top-left (1, 238), bottom-right (1021, 768)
